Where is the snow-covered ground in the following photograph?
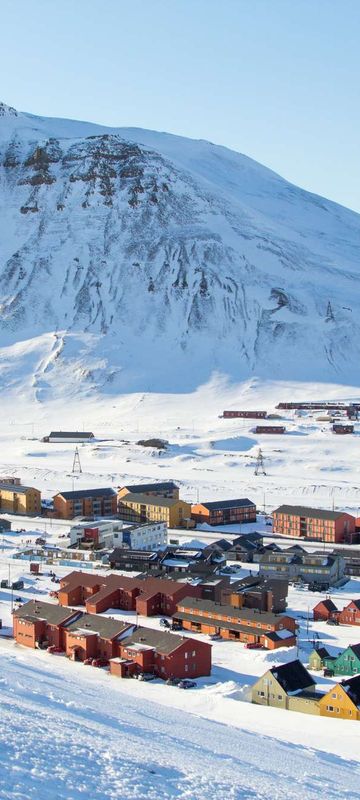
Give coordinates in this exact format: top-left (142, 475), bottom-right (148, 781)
top-left (1, 378), bottom-right (360, 797)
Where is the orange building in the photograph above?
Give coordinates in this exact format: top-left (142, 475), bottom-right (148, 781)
top-left (272, 505), bottom-right (356, 543)
top-left (191, 498), bottom-right (256, 526)
top-left (174, 597), bottom-right (297, 649)
top-left (53, 488), bottom-right (117, 519)
top-left (319, 676), bottom-right (360, 721)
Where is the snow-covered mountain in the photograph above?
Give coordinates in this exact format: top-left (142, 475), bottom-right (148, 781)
top-left (1, 100), bottom-right (360, 397)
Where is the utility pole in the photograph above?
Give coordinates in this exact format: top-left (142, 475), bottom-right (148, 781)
top-left (254, 448), bottom-right (266, 476)
top-left (72, 447), bottom-right (82, 474)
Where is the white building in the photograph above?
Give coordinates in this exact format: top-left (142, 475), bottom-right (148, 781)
top-left (43, 431), bottom-right (95, 443)
top-left (123, 521), bottom-right (167, 550)
top-left (69, 519), bottom-right (167, 551)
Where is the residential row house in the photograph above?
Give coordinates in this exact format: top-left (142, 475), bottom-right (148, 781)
top-left (0, 481), bottom-right (41, 515)
top-left (58, 571), bottom-right (203, 616)
top-left (272, 505), bottom-right (356, 544)
top-left (173, 596), bottom-right (297, 649)
top-left (12, 600), bottom-right (211, 680)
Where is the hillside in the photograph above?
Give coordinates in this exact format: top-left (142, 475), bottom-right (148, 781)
top-left (1, 101), bottom-right (360, 397)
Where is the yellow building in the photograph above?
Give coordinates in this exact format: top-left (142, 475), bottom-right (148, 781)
top-left (0, 482), bottom-right (41, 515)
top-left (319, 678), bottom-right (360, 721)
top-left (118, 492), bottom-right (191, 528)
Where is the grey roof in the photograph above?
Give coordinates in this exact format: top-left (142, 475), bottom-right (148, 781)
top-left (120, 492), bottom-right (183, 508)
top-left (120, 626), bottom-right (187, 655)
top-left (13, 600), bottom-right (78, 626)
top-left (270, 660), bottom-right (315, 692)
top-left (0, 483), bottom-right (38, 494)
top-left (197, 499), bottom-right (256, 511)
top-left (66, 613), bottom-right (130, 639)
top-left (49, 431), bottom-right (94, 438)
top-left (55, 487), bottom-right (116, 500)
top-left (348, 644), bottom-right (360, 660)
top-left (273, 504), bottom-right (351, 521)
top-left (120, 482), bottom-right (178, 493)
top-left (176, 596), bottom-right (289, 625)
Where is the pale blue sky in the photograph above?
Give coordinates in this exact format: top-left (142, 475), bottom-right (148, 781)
top-left (2, 0), bottom-right (359, 211)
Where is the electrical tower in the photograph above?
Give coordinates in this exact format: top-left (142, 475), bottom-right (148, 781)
top-left (72, 446), bottom-right (82, 474)
top-left (254, 448), bottom-right (266, 476)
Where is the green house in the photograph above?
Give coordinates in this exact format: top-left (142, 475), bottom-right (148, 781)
top-left (324, 644), bottom-right (360, 676)
top-left (308, 647), bottom-right (331, 671)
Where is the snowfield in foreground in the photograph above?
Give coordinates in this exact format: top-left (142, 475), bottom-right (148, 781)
top-left (1, 642), bottom-right (360, 800)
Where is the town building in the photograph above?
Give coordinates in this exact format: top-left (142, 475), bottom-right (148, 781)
top-left (0, 482), bottom-right (41, 515)
top-left (257, 549), bottom-right (346, 588)
top-left (43, 431), bottom-right (95, 443)
top-left (118, 492), bottom-right (192, 528)
top-left (173, 597), bottom-right (297, 649)
top-left (313, 598), bottom-right (360, 626)
top-left (58, 571), bottom-right (202, 616)
top-left (332, 424), bottom-right (354, 435)
top-left (64, 613), bottom-right (133, 661)
top-left (113, 626), bottom-right (211, 680)
top-left (252, 660), bottom-right (320, 714)
top-left (313, 598), bottom-right (338, 621)
top-left (322, 644), bottom-right (360, 677)
top-left (319, 676), bottom-right (360, 720)
top-left (222, 410), bottom-right (267, 419)
top-left (272, 505), bottom-right (356, 543)
top-left (221, 575), bottom-right (289, 614)
top-left (191, 498), bottom-right (256, 526)
top-left (12, 600), bottom-right (80, 649)
top-left (53, 488), bottom-right (118, 519)
top-left (254, 426), bottom-right (286, 434)
top-left (13, 601), bottom-right (211, 680)
top-left (118, 482), bottom-right (179, 500)
top-left (308, 647), bottom-right (332, 671)
top-left (69, 519), bottom-right (167, 551)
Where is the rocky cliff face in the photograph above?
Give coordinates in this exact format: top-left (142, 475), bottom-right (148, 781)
top-left (0, 102), bottom-right (359, 397)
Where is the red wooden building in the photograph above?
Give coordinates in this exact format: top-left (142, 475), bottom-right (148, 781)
top-left (111, 626), bottom-right (211, 680)
top-left (313, 598), bottom-right (338, 622)
top-left (255, 426), bottom-right (286, 434)
top-left (58, 571), bottom-right (202, 617)
top-left (13, 600), bottom-right (80, 649)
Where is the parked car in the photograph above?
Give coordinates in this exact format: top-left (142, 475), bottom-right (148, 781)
top-left (166, 677), bottom-right (180, 686)
top-left (160, 618), bottom-right (171, 629)
top-left (92, 658), bottom-right (109, 668)
top-left (324, 668), bottom-right (334, 677)
top-left (209, 634), bottom-right (221, 641)
top-left (137, 672), bottom-right (155, 681)
top-left (178, 679), bottom-right (197, 689)
top-left (49, 590), bottom-right (58, 598)
top-left (245, 642), bottom-right (263, 649)
top-left (326, 618), bottom-right (339, 626)
top-left (171, 622), bottom-right (183, 631)
top-left (84, 658), bottom-right (93, 665)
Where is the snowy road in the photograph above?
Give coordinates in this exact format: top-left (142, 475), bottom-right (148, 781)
top-left (1, 645), bottom-right (359, 800)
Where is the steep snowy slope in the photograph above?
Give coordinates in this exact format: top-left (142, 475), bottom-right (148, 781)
top-left (1, 101), bottom-right (360, 396)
